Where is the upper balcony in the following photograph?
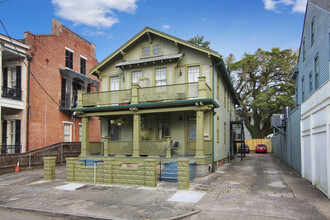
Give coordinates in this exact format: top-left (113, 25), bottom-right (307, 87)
top-left (78, 76), bottom-right (214, 109)
top-left (2, 86), bottom-right (22, 101)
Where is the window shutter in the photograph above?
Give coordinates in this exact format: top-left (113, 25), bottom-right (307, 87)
top-left (61, 78), bottom-right (66, 106)
top-left (2, 120), bottom-right (7, 145)
top-left (16, 66), bottom-right (22, 100)
top-left (3, 67), bottom-right (8, 88)
top-left (15, 120), bottom-right (21, 153)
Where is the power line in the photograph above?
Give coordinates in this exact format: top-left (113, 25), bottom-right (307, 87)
top-left (0, 19), bottom-right (60, 107)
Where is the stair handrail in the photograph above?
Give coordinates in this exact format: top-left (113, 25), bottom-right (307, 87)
top-left (159, 140), bottom-right (173, 181)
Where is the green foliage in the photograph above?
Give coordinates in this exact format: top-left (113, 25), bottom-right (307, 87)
top-left (226, 48), bottom-right (298, 138)
top-left (187, 35), bottom-right (211, 49)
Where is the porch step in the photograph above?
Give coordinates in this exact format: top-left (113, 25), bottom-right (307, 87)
top-left (159, 161), bottom-right (197, 182)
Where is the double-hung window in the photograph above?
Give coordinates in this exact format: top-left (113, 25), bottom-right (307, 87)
top-left (142, 46), bottom-right (151, 57)
top-left (80, 56), bottom-right (86, 75)
top-left (311, 17), bottom-right (315, 46)
top-left (65, 48), bottom-right (73, 69)
top-left (155, 67), bottom-right (167, 86)
top-left (302, 77), bottom-right (305, 102)
top-left (153, 44), bottom-right (162, 56)
top-left (314, 55), bottom-right (319, 89)
top-left (309, 72), bottom-right (313, 91)
top-left (187, 66), bottom-right (200, 83)
top-left (132, 71), bottom-right (142, 85)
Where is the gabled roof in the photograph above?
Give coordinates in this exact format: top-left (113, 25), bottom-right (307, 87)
top-left (291, 0), bottom-right (329, 79)
top-left (88, 27), bottom-right (221, 76)
top-left (309, 0), bottom-right (330, 12)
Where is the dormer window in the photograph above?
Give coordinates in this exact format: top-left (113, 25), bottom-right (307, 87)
top-left (141, 44), bottom-right (163, 58)
top-left (153, 44), bottom-right (162, 56)
top-left (142, 46), bottom-right (151, 57)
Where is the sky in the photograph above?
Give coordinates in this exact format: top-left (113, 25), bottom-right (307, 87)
top-left (0, 0), bottom-right (307, 62)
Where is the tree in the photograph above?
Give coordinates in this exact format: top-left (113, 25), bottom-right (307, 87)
top-left (226, 48), bottom-right (298, 138)
top-left (187, 35), bottom-right (211, 49)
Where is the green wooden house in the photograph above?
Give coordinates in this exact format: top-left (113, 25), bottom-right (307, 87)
top-left (75, 27), bottom-right (239, 177)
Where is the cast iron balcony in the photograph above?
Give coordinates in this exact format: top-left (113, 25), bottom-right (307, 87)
top-left (2, 86), bottom-right (22, 101)
top-left (1, 144), bottom-right (21, 154)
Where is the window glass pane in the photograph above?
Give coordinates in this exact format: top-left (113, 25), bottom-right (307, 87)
top-left (80, 57), bottom-right (86, 75)
top-left (110, 76), bottom-right (119, 91)
top-left (65, 50), bottom-right (73, 69)
top-left (155, 68), bottom-right (166, 86)
top-left (142, 46), bottom-right (150, 57)
top-left (189, 123), bottom-right (196, 140)
top-left (158, 119), bottom-right (170, 139)
top-left (132, 71), bottom-right (142, 85)
top-left (110, 126), bottom-right (119, 141)
top-left (153, 44), bottom-right (162, 55)
top-left (64, 124), bottom-right (71, 142)
top-left (188, 66), bottom-right (200, 83)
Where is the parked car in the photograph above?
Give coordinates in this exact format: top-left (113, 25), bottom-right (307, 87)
top-left (238, 144), bottom-right (250, 153)
top-left (255, 144), bottom-right (267, 153)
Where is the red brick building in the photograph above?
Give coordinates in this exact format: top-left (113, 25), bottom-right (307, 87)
top-left (24, 19), bottom-right (100, 151)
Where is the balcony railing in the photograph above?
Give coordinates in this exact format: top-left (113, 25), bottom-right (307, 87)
top-left (79, 76), bottom-right (212, 108)
top-left (2, 87), bottom-right (22, 101)
top-left (1, 144), bottom-right (21, 154)
top-left (138, 83), bottom-right (198, 103)
top-left (82, 89), bottom-right (132, 107)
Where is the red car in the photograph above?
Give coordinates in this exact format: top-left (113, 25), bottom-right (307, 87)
top-left (255, 144), bottom-right (267, 153)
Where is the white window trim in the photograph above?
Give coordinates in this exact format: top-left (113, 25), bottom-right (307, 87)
top-left (80, 55), bottom-right (87, 60)
top-left (65, 47), bottom-right (74, 53)
top-left (63, 121), bottom-right (73, 142)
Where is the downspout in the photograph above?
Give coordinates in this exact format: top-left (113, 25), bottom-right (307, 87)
top-left (212, 59), bottom-right (223, 172)
top-left (26, 55), bottom-right (32, 152)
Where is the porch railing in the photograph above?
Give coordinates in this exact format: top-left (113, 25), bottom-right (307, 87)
top-left (108, 141), bottom-right (133, 155)
top-left (2, 87), bottom-right (22, 101)
top-left (187, 140), bottom-right (212, 155)
top-left (79, 77), bottom-right (212, 108)
top-left (1, 145), bottom-right (21, 154)
top-left (140, 140), bottom-right (167, 156)
top-left (82, 89), bottom-right (132, 107)
top-left (138, 83), bottom-right (198, 103)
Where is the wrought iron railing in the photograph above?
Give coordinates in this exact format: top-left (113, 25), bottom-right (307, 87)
top-left (2, 87), bottom-right (22, 100)
top-left (59, 92), bottom-right (72, 109)
top-left (1, 144), bottom-right (21, 154)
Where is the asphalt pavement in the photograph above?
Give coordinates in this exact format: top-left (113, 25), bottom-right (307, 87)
top-left (0, 153), bottom-right (329, 220)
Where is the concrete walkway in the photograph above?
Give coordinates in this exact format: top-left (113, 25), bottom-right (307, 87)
top-left (0, 153), bottom-right (329, 219)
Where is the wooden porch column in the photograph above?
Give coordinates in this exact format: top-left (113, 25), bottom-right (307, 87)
top-left (133, 114), bottom-right (141, 157)
top-left (166, 136), bottom-right (171, 158)
top-left (195, 110), bottom-right (204, 157)
top-left (80, 116), bottom-right (90, 156)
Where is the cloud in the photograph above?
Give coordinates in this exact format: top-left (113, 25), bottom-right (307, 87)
top-left (263, 0), bottom-right (307, 13)
top-left (82, 30), bottom-right (106, 37)
top-left (52, 0), bottom-right (138, 28)
top-left (162, 24), bottom-right (170, 30)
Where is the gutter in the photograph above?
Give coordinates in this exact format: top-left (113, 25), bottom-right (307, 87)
top-left (26, 55), bottom-right (33, 152)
